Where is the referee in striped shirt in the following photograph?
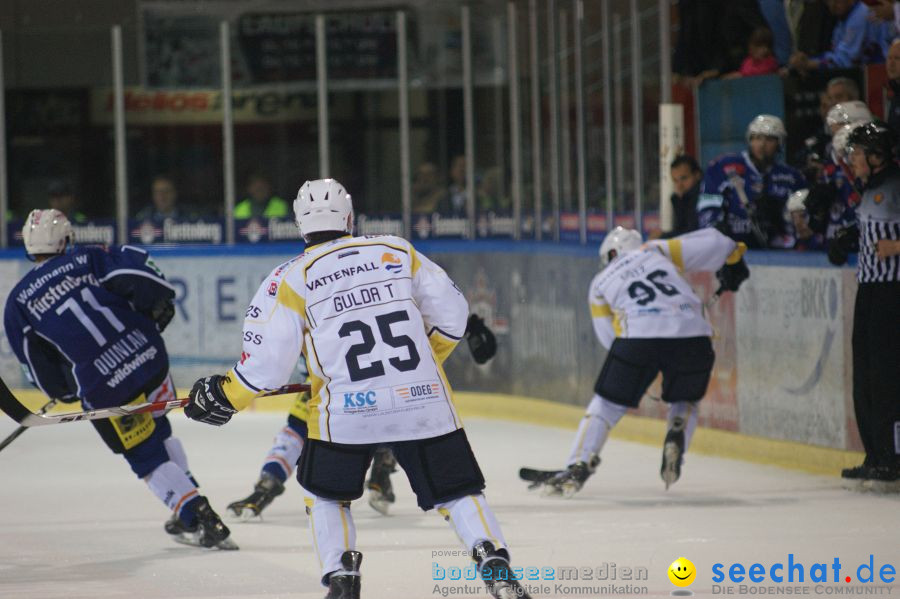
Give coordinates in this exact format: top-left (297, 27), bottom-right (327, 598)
top-left (830, 121), bottom-right (900, 488)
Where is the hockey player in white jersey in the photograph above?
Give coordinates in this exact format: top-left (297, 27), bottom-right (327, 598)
top-left (226, 314), bottom-right (496, 520)
top-left (521, 226), bottom-right (749, 496)
top-left (183, 179), bottom-right (530, 599)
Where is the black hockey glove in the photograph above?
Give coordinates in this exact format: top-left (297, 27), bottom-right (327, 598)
top-left (185, 375), bottom-right (238, 426)
top-left (715, 258), bottom-right (750, 293)
top-left (465, 313), bottom-right (497, 365)
top-left (803, 183), bottom-right (837, 235)
top-left (827, 225), bottom-right (859, 266)
top-left (150, 298), bottom-right (175, 332)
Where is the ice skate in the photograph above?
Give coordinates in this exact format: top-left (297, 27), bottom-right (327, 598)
top-left (541, 459), bottom-right (595, 498)
top-left (661, 424), bottom-right (686, 490)
top-left (324, 550), bottom-right (362, 599)
top-left (227, 472), bottom-right (285, 520)
top-left (165, 496), bottom-right (238, 550)
top-left (861, 466), bottom-right (900, 494)
top-left (473, 541), bottom-right (532, 599)
top-left (366, 448), bottom-right (396, 515)
top-left (840, 463), bottom-right (874, 491)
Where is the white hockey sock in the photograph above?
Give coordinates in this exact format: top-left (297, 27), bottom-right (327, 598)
top-left (163, 436), bottom-right (190, 473)
top-left (144, 460), bottom-right (199, 519)
top-left (667, 401), bottom-right (700, 451)
top-left (565, 394), bottom-right (627, 466)
top-left (436, 494), bottom-right (508, 557)
top-left (308, 496), bottom-right (356, 583)
top-left (262, 425), bottom-right (304, 480)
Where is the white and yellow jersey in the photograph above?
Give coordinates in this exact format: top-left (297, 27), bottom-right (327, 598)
top-left (589, 228), bottom-right (745, 347)
top-left (221, 234), bottom-right (469, 444)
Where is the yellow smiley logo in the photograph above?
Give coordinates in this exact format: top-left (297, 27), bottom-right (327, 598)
top-left (668, 557), bottom-right (696, 587)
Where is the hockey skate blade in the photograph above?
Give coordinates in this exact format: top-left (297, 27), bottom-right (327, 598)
top-left (840, 478), bottom-right (866, 492)
top-left (368, 490), bottom-right (392, 516)
top-left (661, 442), bottom-right (681, 491)
top-left (172, 532), bottom-right (240, 550)
top-left (860, 479), bottom-right (900, 494)
top-left (541, 483), bottom-right (578, 499)
top-left (227, 505), bottom-right (263, 522)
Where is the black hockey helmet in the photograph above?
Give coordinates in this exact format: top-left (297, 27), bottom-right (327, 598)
top-left (846, 120), bottom-right (896, 163)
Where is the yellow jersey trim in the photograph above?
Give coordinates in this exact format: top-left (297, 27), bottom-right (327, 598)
top-left (427, 329), bottom-right (459, 364)
top-left (726, 242), bottom-right (748, 265)
top-left (666, 239), bottom-right (684, 272)
top-left (222, 368), bottom-right (261, 411)
top-left (590, 302), bottom-right (613, 319)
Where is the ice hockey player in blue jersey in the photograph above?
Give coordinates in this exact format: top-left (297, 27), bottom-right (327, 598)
top-left (3, 209), bottom-right (236, 550)
top-left (697, 114), bottom-right (806, 248)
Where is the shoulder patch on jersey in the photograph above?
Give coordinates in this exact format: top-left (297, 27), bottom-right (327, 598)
top-left (723, 162), bottom-right (745, 177)
top-left (381, 252), bottom-right (403, 273)
top-left (697, 193), bottom-right (724, 210)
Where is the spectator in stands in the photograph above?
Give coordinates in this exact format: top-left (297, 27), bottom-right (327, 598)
top-left (440, 155), bottom-right (468, 218)
top-left (235, 172), bottom-right (288, 220)
top-left (885, 39), bottom-right (900, 133)
top-left (412, 162), bottom-right (447, 214)
top-left (826, 76), bottom-right (860, 104)
top-left (660, 155), bottom-right (703, 238)
top-left (868, 0), bottom-right (900, 32)
top-left (136, 174), bottom-right (191, 222)
top-left (47, 179), bottom-right (87, 224)
top-left (477, 167), bottom-right (510, 214)
top-left (757, 0), bottom-right (794, 65)
top-left (788, 0), bottom-right (893, 72)
top-left (787, 0), bottom-right (837, 57)
top-left (674, 0), bottom-right (766, 84)
top-left (799, 77), bottom-right (862, 179)
top-left (725, 27), bottom-right (780, 78)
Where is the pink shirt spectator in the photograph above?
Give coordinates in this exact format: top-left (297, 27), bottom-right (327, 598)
top-left (739, 54), bottom-right (778, 76)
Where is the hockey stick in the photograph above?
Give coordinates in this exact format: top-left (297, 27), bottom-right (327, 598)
top-left (0, 399), bottom-right (58, 452)
top-left (0, 377), bottom-right (309, 427)
top-left (727, 174), bottom-right (769, 248)
top-left (704, 287), bottom-right (725, 311)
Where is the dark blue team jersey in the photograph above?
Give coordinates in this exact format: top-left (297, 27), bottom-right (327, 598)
top-left (697, 151), bottom-right (805, 248)
top-left (819, 159), bottom-right (860, 240)
top-left (3, 245), bottom-right (174, 408)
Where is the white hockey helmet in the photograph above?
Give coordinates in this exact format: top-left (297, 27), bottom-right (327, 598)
top-left (293, 178), bottom-right (353, 240)
top-left (746, 114), bottom-right (787, 146)
top-left (23, 208), bottom-right (72, 256)
top-left (825, 101), bottom-right (873, 129)
top-left (832, 122), bottom-right (866, 161)
top-left (599, 226), bottom-right (642, 268)
top-left (787, 189), bottom-right (809, 213)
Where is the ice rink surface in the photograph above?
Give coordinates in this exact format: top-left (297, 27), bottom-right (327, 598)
top-left (1, 413), bottom-right (897, 599)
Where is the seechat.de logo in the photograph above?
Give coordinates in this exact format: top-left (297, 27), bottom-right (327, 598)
top-left (669, 557), bottom-right (696, 595)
